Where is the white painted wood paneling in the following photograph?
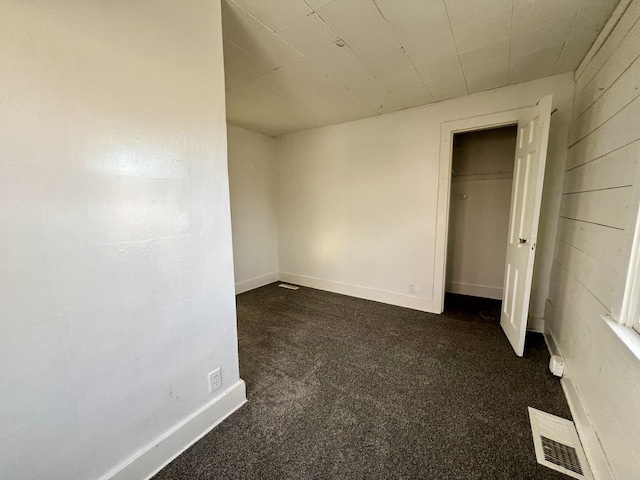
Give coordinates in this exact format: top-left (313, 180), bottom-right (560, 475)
top-left (569, 59), bottom-right (640, 145)
top-left (571, 54), bottom-right (640, 145)
top-left (554, 239), bottom-right (617, 309)
top-left (560, 187), bottom-right (632, 230)
top-left (563, 141), bottom-right (639, 194)
top-left (574, 14), bottom-right (640, 118)
top-left (547, 2), bottom-right (640, 478)
top-left (548, 265), bottom-right (640, 480)
top-left (565, 95), bottom-right (640, 170)
top-left (556, 217), bottom-right (627, 272)
top-left (575, 0), bottom-right (640, 90)
top-left (554, 0), bottom-right (620, 76)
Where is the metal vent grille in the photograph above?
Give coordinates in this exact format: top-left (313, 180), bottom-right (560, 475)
top-left (541, 436), bottom-right (583, 475)
top-left (528, 407), bottom-right (592, 480)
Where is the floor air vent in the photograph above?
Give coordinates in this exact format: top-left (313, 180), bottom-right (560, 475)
top-left (278, 283), bottom-right (299, 290)
top-left (528, 407), bottom-right (592, 479)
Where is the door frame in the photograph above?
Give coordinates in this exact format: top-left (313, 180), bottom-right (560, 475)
top-left (433, 107), bottom-right (532, 314)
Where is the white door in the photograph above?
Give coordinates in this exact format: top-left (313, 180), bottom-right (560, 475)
top-left (501, 95), bottom-right (553, 357)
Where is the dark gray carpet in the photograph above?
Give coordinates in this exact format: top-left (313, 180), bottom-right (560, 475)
top-left (154, 284), bottom-right (572, 479)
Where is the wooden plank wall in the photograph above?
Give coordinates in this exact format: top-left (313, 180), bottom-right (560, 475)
top-left (547, 1), bottom-right (640, 478)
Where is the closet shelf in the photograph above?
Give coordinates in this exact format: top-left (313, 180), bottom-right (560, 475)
top-left (451, 172), bottom-right (513, 182)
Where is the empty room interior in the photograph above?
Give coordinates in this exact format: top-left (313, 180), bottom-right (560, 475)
top-left (2, 0), bottom-right (640, 479)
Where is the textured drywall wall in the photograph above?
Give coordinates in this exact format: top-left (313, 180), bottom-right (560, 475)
top-left (227, 125), bottom-right (279, 292)
top-left (0, 1), bottom-right (242, 479)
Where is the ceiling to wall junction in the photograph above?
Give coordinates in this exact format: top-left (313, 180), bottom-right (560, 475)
top-left (222, 0), bottom-right (619, 137)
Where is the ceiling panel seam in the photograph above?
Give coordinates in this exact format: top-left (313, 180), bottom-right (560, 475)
top-left (223, 0), bottom-right (620, 135)
top-left (301, 0), bottom-right (335, 13)
top-left (225, 0), bottom-right (367, 113)
top-left (227, 0), bottom-right (390, 114)
top-left (313, 4), bottom-right (401, 111)
top-left (506, 0), bottom-right (514, 83)
top-left (441, 0), bottom-right (470, 95)
top-left (371, 0), bottom-right (435, 102)
top-left (550, 5), bottom-right (580, 77)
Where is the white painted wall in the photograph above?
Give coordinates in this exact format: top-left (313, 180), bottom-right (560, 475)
top-left (447, 179), bottom-right (513, 299)
top-left (276, 73), bottom-right (575, 314)
top-left (0, 2), bottom-right (244, 479)
top-left (227, 125), bottom-right (279, 293)
top-left (546, 1), bottom-right (640, 478)
top-left (446, 128), bottom-right (517, 299)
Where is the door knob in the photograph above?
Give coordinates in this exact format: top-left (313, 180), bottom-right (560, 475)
top-left (519, 238), bottom-right (528, 244)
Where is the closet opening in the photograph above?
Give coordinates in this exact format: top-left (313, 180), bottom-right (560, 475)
top-left (445, 125), bottom-right (518, 311)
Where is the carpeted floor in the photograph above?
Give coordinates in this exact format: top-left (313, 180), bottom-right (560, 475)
top-left (154, 284), bottom-right (572, 479)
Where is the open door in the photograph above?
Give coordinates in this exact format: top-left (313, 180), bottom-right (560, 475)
top-left (501, 95), bottom-right (553, 357)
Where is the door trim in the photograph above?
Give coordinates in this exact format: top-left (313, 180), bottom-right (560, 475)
top-left (433, 108), bottom-right (530, 314)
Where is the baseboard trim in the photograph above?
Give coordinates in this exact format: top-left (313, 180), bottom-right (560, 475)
top-left (235, 272), bottom-right (279, 294)
top-left (279, 272), bottom-right (435, 312)
top-left (103, 380), bottom-right (247, 480)
top-left (527, 316), bottom-right (545, 333)
top-left (445, 281), bottom-right (503, 300)
top-left (543, 303), bottom-right (613, 480)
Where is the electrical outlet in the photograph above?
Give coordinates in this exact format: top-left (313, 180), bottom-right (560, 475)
top-left (408, 283), bottom-right (416, 293)
top-left (208, 367), bottom-right (221, 393)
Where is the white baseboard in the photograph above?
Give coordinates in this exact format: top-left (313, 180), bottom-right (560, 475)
top-left (103, 380), bottom-right (247, 480)
top-left (445, 281), bottom-right (503, 300)
top-left (527, 316), bottom-right (545, 333)
top-left (543, 302), bottom-right (614, 480)
top-left (235, 272), bottom-right (279, 294)
top-left (279, 272), bottom-right (435, 312)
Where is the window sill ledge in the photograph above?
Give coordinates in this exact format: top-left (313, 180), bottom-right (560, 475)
top-left (602, 314), bottom-right (640, 362)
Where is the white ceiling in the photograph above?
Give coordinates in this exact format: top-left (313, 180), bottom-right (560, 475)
top-left (222, 0), bottom-right (619, 137)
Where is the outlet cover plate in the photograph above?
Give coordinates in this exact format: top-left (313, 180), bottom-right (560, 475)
top-left (208, 367), bottom-right (221, 393)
